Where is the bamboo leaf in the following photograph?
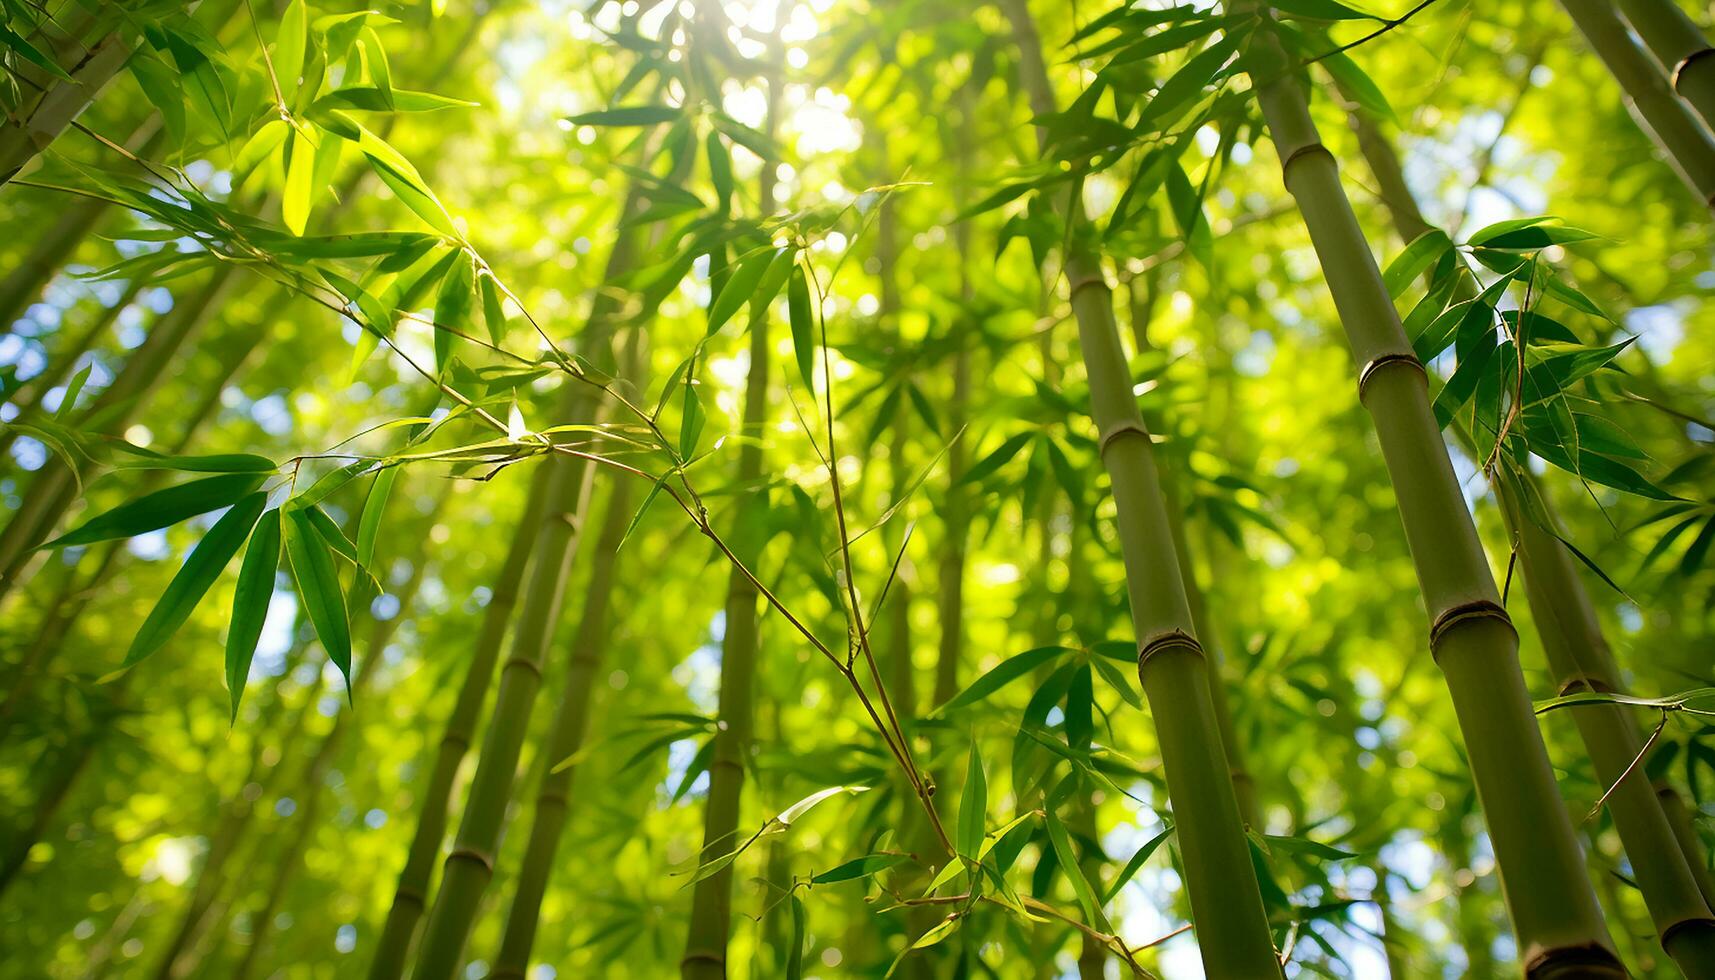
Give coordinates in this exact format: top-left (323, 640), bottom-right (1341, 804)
top-left (125, 493), bottom-right (268, 668)
top-left (957, 742), bottom-right (987, 858)
top-left (227, 508), bottom-right (281, 721)
top-left (1045, 807), bottom-right (1109, 929)
top-left (788, 262), bottom-right (816, 392)
top-left (47, 473), bottom-right (268, 548)
top-left (357, 466), bottom-right (399, 568)
top-left (1103, 824), bottom-right (1175, 903)
top-left (567, 105), bottom-right (682, 127)
top-left (285, 509), bottom-right (353, 689)
top-left (811, 852), bottom-right (909, 884)
top-left (936, 646), bottom-right (1075, 714)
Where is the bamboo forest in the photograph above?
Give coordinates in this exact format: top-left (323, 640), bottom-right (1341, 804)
top-left (7, 0), bottom-right (1715, 977)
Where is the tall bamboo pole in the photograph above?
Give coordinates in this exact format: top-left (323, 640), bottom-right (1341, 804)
top-left (1233, 7), bottom-right (1622, 973)
top-left (1344, 94), bottom-right (1715, 973)
top-left (0, 276), bottom-right (147, 468)
top-left (1001, 2), bottom-right (1282, 973)
top-left (489, 323), bottom-right (645, 977)
top-left (0, 12), bottom-right (131, 186)
top-left (1130, 279), bottom-right (1263, 830)
top-left (365, 459), bottom-right (552, 980)
top-left (680, 82), bottom-right (782, 980)
top-left (1614, 0), bottom-right (1715, 134)
top-left (228, 496), bottom-right (443, 979)
top-left (407, 425), bottom-right (598, 978)
top-left (0, 266), bottom-right (241, 605)
top-left (1559, 0), bottom-right (1715, 209)
top-left (0, 327), bottom-right (261, 741)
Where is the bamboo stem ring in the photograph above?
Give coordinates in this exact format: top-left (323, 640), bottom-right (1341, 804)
top-left (1427, 599), bottom-right (1515, 660)
top-left (1672, 48), bottom-right (1715, 91)
top-left (1356, 352), bottom-right (1426, 402)
top-left (1097, 419), bottom-right (1152, 457)
top-left (1136, 629), bottom-right (1206, 673)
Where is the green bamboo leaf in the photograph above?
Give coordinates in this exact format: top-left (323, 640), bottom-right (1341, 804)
top-left (283, 130), bottom-right (316, 236)
top-left (1066, 664), bottom-right (1095, 750)
top-left (285, 509), bottom-right (353, 688)
top-left (1383, 229), bottom-right (1453, 298)
top-left (273, 0), bottom-right (307, 101)
top-left (478, 270), bottom-right (509, 345)
top-left (125, 492), bottom-right (267, 668)
top-left (707, 247), bottom-right (776, 337)
top-left (788, 262), bottom-right (816, 392)
top-left (1046, 807), bottom-right (1109, 930)
top-left (567, 105), bottom-right (681, 127)
top-left (56, 364), bottom-right (91, 420)
top-left (113, 446), bottom-right (278, 473)
top-left (226, 508), bottom-right (281, 721)
top-left (364, 152), bottom-right (459, 237)
top-left (47, 473), bottom-right (267, 548)
top-left (961, 431), bottom-right (1035, 485)
top-left (706, 131), bottom-right (733, 211)
top-left (1272, 0), bottom-right (1374, 19)
top-left (786, 895), bottom-right (806, 980)
top-left (811, 852), bottom-right (909, 884)
top-left (671, 738), bottom-right (715, 803)
top-left (357, 466), bottom-right (399, 568)
top-left (314, 88), bottom-right (477, 112)
top-left (1103, 823), bottom-right (1174, 903)
top-left (957, 742), bottom-right (987, 858)
top-left (434, 252), bottom-right (475, 372)
top-left (938, 646), bottom-right (1074, 715)
top-left (0, 23), bottom-right (73, 81)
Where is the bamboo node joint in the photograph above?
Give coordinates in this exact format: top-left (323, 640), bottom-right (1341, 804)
top-left (1136, 628), bottom-right (1204, 675)
top-left (1279, 141), bottom-right (1334, 181)
top-left (1672, 49), bottom-right (1715, 92)
top-left (1522, 942), bottom-right (1624, 978)
top-left (1428, 599), bottom-right (1513, 658)
top-left (1554, 675), bottom-right (1612, 698)
top-left (1357, 352), bottom-right (1426, 401)
top-left (448, 847), bottom-right (495, 873)
top-left (1098, 419), bottom-right (1152, 457)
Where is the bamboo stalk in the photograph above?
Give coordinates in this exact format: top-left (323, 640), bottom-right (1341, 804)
top-left (1614, 0), bottom-right (1715, 134)
top-left (1001, 2), bottom-right (1282, 973)
top-left (1131, 292), bottom-right (1263, 830)
top-left (408, 148), bottom-right (647, 978)
top-left (0, 16), bottom-right (131, 186)
top-left (1559, 0), bottom-right (1715, 210)
top-left (1342, 93), bottom-right (1715, 973)
top-left (1496, 472), bottom-right (1715, 975)
top-left (0, 266), bottom-right (241, 606)
top-left (489, 325), bottom-right (646, 977)
top-left (0, 275), bottom-right (148, 468)
top-left (229, 497), bottom-right (444, 979)
top-left (408, 439), bottom-right (597, 979)
top-left (0, 325), bottom-right (259, 741)
top-left (365, 459), bottom-right (552, 980)
top-left (1233, 7), bottom-right (1623, 973)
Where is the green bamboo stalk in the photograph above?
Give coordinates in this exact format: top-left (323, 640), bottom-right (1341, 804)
top-left (1343, 95), bottom-right (1715, 973)
top-left (489, 433), bottom-right (636, 977)
top-left (1002, 2), bottom-right (1282, 973)
top-left (0, 12), bottom-right (132, 187)
top-left (1659, 783), bottom-right (1715, 908)
top-left (0, 325), bottom-right (259, 741)
top-left (0, 266), bottom-right (241, 606)
top-left (1496, 472), bottom-right (1715, 975)
top-left (229, 503), bottom-right (442, 979)
top-left (1559, 0), bottom-right (1715, 209)
top-left (1615, 0), bottom-right (1715, 134)
top-left (1130, 289), bottom-right (1262, 830)
top-left (409, 154), bottom-right (647, 978)
top-left (365, 458), bottom-right (553, 980)
top-left (408, 441), bottom-right (597, 978)
top-left (1233, 7), bottom-right (1622, 973)
top-left (0, 275), bottom-right (148, 468)
top-left (680, 175), bottom-right (781, 980)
